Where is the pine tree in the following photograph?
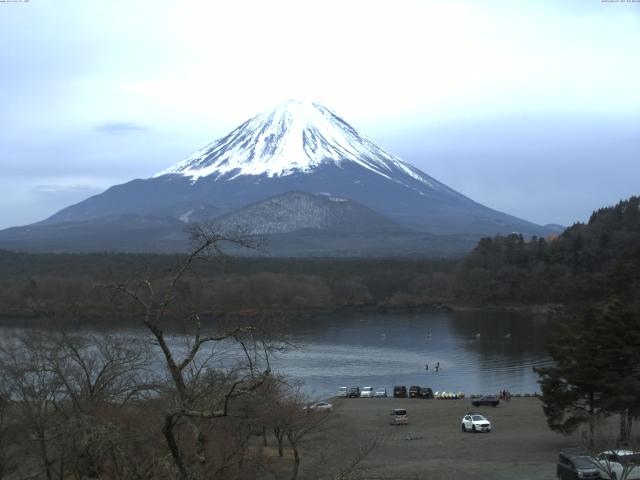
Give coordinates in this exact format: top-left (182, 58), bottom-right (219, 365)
top-left (536, 303), bottom-right (640, 445)
top-left (535, 307), bottom-right (610, 445)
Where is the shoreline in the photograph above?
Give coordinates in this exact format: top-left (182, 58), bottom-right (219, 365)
top-left (0, 300), bottom-right (572, 325)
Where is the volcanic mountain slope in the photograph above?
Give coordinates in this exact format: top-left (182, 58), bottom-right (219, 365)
top-left (0, 192), bottom-right (480, 256)
top-left (0, 215), bottom-right (188, 253)
top-left (212, 191), bottom-right (404, 235)
top-left (38, 100), bottom-right (549, 236)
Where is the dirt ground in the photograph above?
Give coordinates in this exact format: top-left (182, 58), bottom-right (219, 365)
top-left (296, 396), bottom-right (570, 480)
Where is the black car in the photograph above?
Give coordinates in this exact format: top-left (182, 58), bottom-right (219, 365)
top-left (419, 387), bottom-right (434, 399)
top-left (471, 395), bottom-right (500, 407)
top-left (408, 385), bottom-right (421, 398)
top-left (393, 386), bottom-right (407, 398)
top-left (557, 448), bottom-right (601, 480)
top-left (347, 387), bottom-right (360, 398)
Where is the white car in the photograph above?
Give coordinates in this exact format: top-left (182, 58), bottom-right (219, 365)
top-left (595, 450), bottom-right (640, 480)
top-left (360, 386), bottom-right (374, 398)
top-left (461, 413), bottom-right (491, 433)
top-left (337, 386), bottom-right (348, 397)
top-left (306, 402), bottom-right (333, 412)
top-left (374, 387), bottom-right (388, 398)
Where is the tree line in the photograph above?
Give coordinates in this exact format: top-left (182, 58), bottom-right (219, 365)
top-left (530, 198), bottom-right (640, 454)
top-left (455, 196), bottom-right (640, 306)
top-left (3, 198), bottom-right (638, 319)
top-left (0, 253), bottom-right (457, 321)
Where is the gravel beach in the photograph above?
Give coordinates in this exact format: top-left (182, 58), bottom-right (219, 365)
top-left (297, 396), bottom-right (569, 479)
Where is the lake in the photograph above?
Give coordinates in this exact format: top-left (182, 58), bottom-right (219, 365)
top-left (0, 309), bottom-right (552, 400)
top-left (269, 310), bottom-right (552, 399)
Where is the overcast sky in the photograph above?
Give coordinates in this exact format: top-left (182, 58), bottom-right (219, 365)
top-left (1, 0), bottom-right (638, 229)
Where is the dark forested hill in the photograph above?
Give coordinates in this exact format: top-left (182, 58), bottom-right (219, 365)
top-left (454, 196), bottom-right (640, 305)
top-left (1, 196), bottom-right (638, 318)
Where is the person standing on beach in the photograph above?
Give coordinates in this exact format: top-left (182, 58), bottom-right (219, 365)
top-left (435, 362), bottom-right (440, 373)
top-left (425, 362), bottom-right (429, 371)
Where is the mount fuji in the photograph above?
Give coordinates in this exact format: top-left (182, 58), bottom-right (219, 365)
top-left (0, 100), bottom-right (551, 254)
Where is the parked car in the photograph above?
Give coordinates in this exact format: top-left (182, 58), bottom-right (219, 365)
top-left (360, 386), bottom-right (374, 398)
top-left (393, 386), bottom-right (407, 398)
top-left (389, 408), bottom-right (408, 425)
top-left (471, 395), bottom-right (500, 407)
top-left (595, 450), bottom-right (640, 479)
top-left (348, 387), bottom-right (360, 398)
top-left (305, 401), bottom-right (333, 412)
top-left (461, 413), bottom-right (491, 433)
top-left (374, 387), bottom-right (388, 398)
top-left (419, 387), bottom-right (434, 399)
top-left (408, 385), bottom-right (421, 398)
top-left (557, 448), bottom-right (602, 480)
top-left (337, 386), bottom-right (348, 397)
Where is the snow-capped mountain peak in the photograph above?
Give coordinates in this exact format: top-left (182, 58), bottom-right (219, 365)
top-left (154, 100), bottom-right (452, 194)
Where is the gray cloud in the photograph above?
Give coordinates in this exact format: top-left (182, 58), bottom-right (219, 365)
top-left (95, 122), bottom-right (149, 135)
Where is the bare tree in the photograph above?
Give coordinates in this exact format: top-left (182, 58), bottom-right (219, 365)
top-left (110, 226), bottom-right (288, 480)
top-left (0, 329), bottom-right (160, 480)
top-left (275, 390), bottom-right (332, 480)
top-left (46, 333), bottom-right (154, 479)
top-left (0, 382), bottom-right (19, 480)
top-left (0, 333), bottom-right (65, 480)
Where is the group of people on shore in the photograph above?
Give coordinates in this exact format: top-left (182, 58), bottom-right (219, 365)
top-left (499, 389), bottom-right (512, 401)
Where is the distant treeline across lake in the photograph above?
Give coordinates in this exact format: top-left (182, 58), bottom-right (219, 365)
top-left (0, 196), bottom-right (638, 320)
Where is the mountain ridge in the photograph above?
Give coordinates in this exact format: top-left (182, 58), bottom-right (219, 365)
top-left (1, 100), bottom-right (554, 254)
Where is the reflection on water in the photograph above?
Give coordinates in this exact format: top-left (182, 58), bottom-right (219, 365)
top-left (269, 310), bottom-right (552, 399)
top-left (0, 310), bottom-right (552, 400)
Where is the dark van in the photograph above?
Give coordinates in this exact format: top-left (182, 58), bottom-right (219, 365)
top-left (348, 387), bottom-right (360, 398)
top-left (393, 386), bottom-right (407, 398)
top-left (419, 387), bottom-right (434, 399)
top-left (557, 448), bottom-right (601, 480)
top-left (408, 385), bottom-right (421, 398)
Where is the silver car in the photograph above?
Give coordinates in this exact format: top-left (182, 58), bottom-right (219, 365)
top-left (374, 387), bottom-right (388, 398)
top-left (360, 386), bottom-right (374, 398)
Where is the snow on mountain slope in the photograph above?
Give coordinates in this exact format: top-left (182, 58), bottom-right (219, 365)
top-left (155, 100), bottom-right (459, 197)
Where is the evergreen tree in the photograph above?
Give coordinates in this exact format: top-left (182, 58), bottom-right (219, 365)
top-left (536, 303), bottom-right (640, 445)
top-left (535, 308), bottom-right (610, 445)
top-left (592, 301), bottom-right (640, 444)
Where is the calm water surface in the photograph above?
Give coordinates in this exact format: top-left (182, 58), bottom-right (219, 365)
top-left (1, 310), bottom-right (552, 400)
top-left (270, 310), bottom-right (552, 399)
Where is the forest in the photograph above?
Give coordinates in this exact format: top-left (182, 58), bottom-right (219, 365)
top-left (0, 196), bottom-right (638, 321)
